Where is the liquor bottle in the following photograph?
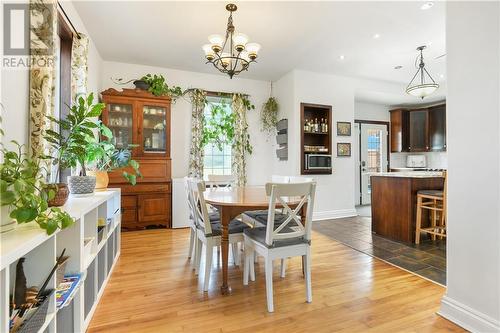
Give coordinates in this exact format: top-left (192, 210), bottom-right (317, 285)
top-left (304, 119), bottom-right (309, 132)
top-left (324, 119), bottom-right (328, 133)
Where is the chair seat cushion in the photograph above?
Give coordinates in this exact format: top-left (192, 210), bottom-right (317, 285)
top-left (244, 227), bottom-right (309, 248)
top-left (198, 219), bottom-right (249, 236)
top-left (242, 210), bottom-right (290, 225)
top-left (189, 211), bottom-right (220, 222)
top-left (418, 190), bottom-right (443, 197)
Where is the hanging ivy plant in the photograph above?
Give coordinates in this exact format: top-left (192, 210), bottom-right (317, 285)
top-left (261, 96), bottom-right (279, 134)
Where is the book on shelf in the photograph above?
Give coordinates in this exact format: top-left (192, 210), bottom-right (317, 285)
top-left (56, 274), bottom-right (83, 308)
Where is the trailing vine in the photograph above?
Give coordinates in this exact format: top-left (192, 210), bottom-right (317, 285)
top-left (260, 82), bottom-right (279, 135)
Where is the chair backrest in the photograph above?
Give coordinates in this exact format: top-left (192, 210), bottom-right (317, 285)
top-left (271, 175), bottom-right (290, 183)
top-left (264, 182), bottom-right (316, 247)
top-left (184, 177), bottom-right (196, 224)
top-left (288, 176), bottom-right (314, 183)
top-left (207, 174), bottom-right (236, 189)
top-left (189, 179), bottom-right (214, 235)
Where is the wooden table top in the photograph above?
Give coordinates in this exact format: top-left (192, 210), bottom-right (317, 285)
top-left (204, 185), bottom-right (300, 207)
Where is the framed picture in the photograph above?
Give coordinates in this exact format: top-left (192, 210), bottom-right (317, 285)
top-left (337, 122), bottom-right (351, 136)
top-left (337, 143), bottom-right (351, 157)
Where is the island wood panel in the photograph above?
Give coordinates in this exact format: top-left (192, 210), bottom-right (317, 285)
top-left (371, 176), bottom-right (444, 243)
top-left (87, 228), bottom-right (464, 333)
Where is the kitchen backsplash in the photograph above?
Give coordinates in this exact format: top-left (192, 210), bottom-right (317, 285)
top-left (390, 152), bottom-right (448, 169)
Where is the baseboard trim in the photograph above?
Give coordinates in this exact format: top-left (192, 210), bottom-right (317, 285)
top-left (313, 209), bottom-right (358, 221)
top-left (439, 295), bottom-right (500, 333)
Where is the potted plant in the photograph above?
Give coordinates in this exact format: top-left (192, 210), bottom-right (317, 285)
top-left (113, 74), bottom-right (184, 99)
top-left (45, 93), bottom-right (105, 196)
top-left (86, 126), bottom-right (141, 190)
top-left (260, 97), bottom-right (279, 135)
top-left (0, 141), bottom-right (74, 234)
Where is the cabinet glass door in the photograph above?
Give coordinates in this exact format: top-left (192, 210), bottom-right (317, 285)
top-left (108, 103), bottom-right (133, 148)
top-left (142, 105), bottom-right (167, 154)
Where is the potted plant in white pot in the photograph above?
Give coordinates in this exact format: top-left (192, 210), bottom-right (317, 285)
top-left (45, 93), bottom-right (105, 196)
top-left (0, 141), bottom-right (74, 234)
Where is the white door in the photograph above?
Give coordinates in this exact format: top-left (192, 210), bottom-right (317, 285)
top-left (360, 123), bottom-right (388, 205)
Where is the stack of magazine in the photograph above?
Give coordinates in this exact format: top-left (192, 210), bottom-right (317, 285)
top-left (56, 274), bottom-right (84, 309)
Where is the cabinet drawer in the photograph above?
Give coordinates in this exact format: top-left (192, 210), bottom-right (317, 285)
top-left (116, 183), bottom-right (171, 194)
top-left (108, 159), bottom-right (171, 183)
top-left (122, 195), bottom-right (136, 208)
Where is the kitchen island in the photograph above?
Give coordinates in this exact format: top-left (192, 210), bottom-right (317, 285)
top-left (371, 172), bottom-right (444, 243)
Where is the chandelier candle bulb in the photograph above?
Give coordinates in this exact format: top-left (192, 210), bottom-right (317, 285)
top-left (246, 42), bottom-right (261, 59)
top-left (208, 34), bottom-right (224, 52)
top-left (233, 33), bottom-right (249, 51)
top-left (202, 44), bottom-right (215, 60)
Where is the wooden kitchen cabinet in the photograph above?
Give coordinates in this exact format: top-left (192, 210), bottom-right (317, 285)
top-left (408, 109), bottom-right (429, 152)
top-left (101, 88), bottom-right (172, 229)
top-left (390, 104), bottom-right (446, 153)
top-left (429, 104), bottom-right (446, 151)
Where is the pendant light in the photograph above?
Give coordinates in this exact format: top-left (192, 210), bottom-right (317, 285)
top-left (406, 46), bottom-right (439, 99)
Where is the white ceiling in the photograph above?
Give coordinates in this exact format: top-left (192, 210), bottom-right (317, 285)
top-left (73, 1), bottom-right (446, 103)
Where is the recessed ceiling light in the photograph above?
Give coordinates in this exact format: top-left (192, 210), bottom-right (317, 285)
top-left (339, 55), bottom-right (345, 60)
top-left (394, 65), bottom-right (403, 70)
top-left (439, 74), bottom-right (445, 79)
top-left (373, 33), bottom-right (381, 39)
top-left (421, 2), bottom-right (434, 10)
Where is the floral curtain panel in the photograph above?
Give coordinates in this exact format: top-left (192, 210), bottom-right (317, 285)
top-left (29, 0), bottom-right (57, 158)
top-left (71, 34), bottom-right (89, 102)
top-left (188, 89), bottom-right (207, 179)
top-left (231, 94), bottom-right (251, 186)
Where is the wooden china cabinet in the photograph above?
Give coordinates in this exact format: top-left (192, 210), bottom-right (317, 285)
top-left (101, 88), bottom-right (172, 229)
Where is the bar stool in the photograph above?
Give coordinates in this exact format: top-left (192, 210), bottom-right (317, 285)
top-left (415, 171), bottom-right (447, 244)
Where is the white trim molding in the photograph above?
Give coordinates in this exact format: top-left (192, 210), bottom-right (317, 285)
top-left (439, 295), bottom-right (500, 333)
top-left (313, 209), bottom-right (357, 221)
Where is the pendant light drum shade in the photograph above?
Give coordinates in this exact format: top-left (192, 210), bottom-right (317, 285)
top-left (405, 46), bottom-right (439, 99)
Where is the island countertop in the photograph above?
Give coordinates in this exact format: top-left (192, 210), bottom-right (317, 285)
top-left (371, 171), bottom-right (444, 178)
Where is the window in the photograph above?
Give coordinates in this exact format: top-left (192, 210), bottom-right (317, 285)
top-left (203, 96), bottom-right (232, 177)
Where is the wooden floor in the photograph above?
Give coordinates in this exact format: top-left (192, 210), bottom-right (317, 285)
top-left (88, 229), bottom-right (465, 333)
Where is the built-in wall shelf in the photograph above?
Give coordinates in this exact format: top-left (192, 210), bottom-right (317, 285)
top-left (0, 190), bottom-right (121, 333)
top-left (300, 103), bottom-right (333, 175)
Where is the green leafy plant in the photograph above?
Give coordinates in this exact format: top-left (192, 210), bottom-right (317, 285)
top-left (0, 142), bottom-right (74, 235)
top-left (141, 74), bottom-right (184, 99)
top-left (201, 97), bottom-right (254, 155)
top-left (260, 97), bottom-right (279, 134)
top-left (45, 93), bottom-right (106, 177)
top-left (86, 128), bottom-right (142, 185)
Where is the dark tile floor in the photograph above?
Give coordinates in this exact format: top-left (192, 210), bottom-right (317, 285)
top-left (313, 216), bottom-right (447, 285)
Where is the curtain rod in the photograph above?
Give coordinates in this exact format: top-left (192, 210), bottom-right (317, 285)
top-left (57, 2), bottom-right (81, 39)
top-left (184, 88), bottom-right (249, 98)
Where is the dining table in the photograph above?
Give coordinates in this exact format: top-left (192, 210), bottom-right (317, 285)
top-left (204, 185), bottom-right (305, 295)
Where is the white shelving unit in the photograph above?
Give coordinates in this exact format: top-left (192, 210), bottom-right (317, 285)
top-left (0, 189), bottom-right (121, 333)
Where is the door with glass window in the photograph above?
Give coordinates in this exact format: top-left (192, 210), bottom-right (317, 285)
top-left (360, 123), bottom-right (388, 204)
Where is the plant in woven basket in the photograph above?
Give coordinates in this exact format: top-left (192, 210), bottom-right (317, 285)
top-left (0, 142), bottom-right (74, 235)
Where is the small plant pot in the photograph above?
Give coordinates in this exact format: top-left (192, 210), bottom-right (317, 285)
top-left (87, 171), bottom-right (109, 190)
top-left (46, 183), bottom-right (70, 207)
top-left (133, 80), bottom-right (150, 90)
top-left (67, 176), bottom-right (96, 195)
top-left (0, 207), bottom-right (15, 233)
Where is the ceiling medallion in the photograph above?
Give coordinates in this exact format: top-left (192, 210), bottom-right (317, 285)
top-left (406, 46), bottom-right (439, 99)
top-left (202, 3), bottom-right (261, 79)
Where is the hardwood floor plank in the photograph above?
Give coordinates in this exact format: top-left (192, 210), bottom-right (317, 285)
top-left (88, 229), bottom-right (464, 333)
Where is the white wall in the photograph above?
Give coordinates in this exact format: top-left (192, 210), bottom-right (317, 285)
top-left (354, 101), bottom-right (389, 122)
top-left (100, 61), bottom-right (273, 184)
top-left (274, 70), bottom-right (357, 219)
top-left (439, 2), bottom-right (500, 332)
top-left (0, 1), bottom-right (103, 149)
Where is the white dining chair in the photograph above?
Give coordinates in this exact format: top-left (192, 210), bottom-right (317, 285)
top-left (189, 179), bottom-right (249, 292)
top-left (243, 181), bottom-right (316, 312)
top-left (271, 175), bottom-right (290, 183)
top-left (184, 177), bottom-right (198, 264)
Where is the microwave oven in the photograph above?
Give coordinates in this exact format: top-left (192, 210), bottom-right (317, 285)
top-left (306, 154), bottom-right (332, 170)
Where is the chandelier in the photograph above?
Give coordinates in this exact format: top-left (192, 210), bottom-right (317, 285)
top-left (406, 46), bottom-right (439, 99)
top-left (202, 3), bottom-right (261, 79)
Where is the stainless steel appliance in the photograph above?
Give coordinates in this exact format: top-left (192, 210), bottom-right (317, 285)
top-left (306, 154), bottom-right (332, 170)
